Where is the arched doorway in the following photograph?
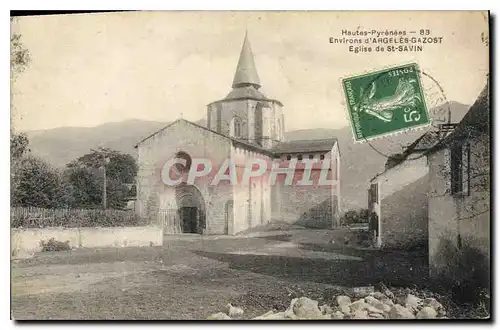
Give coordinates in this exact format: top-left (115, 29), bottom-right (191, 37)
top-left (175, 183), bottom-right (206, 234)
top-left (224, 200), bottom-right (234, 235)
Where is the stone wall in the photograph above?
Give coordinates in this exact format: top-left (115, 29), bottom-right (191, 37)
top-left (208, 100), bottom-right (250, 138)
top-left (207, 99), bottom-right (284, 149)
top-left (380, 175), bottom-right (429, 247)
top-left (428, 133), bottom-right (490, 276)
top-left (205, 184), bottom-right (234, 235)
top-left (271, 149), bottom-right (339, 228)
top-left (11, 226), bottom-right (163, 259)
top-left (277, 184), bottom-right (335, 228)
top-left (427, 148), bottom-right (459, 265)
top-left (370, 155), bottom-right (429, 248)
top-left (231, 145), bottom-right (272, 234)
top-left (135, 120), bottom-right (232, 227)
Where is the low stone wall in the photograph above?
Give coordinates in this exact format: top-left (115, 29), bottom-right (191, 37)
top-left (11, 226), bottom-right (163, 259)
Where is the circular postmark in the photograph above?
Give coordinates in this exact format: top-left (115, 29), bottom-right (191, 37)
top-left (355, 64), bottom-right (452, 161)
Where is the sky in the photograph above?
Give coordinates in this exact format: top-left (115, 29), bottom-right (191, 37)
top-left (11, 11), bottom-right (489, 132)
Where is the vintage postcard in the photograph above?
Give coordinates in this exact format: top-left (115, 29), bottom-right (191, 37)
top-left (10, 11), bottom-right (490, 320)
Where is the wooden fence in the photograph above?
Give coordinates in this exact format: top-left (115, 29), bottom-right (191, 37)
top-left (11, 207), bottom-right (142, 228)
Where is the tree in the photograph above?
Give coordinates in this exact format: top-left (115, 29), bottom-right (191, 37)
top-left (11, 132), bottom-right (30, 159)
top-left (65, 166), bottom-right (102, 208)
top-left (11, 132), bottom-right (31, 195)
top-left (11, 155), bottom-right (72, 208)
top-left (11, 18), bottom-right (30, 79)
top-left (11, 21), bottom-right (32, 201)
top-left (106, 152), bottom-right (138, 184)
top-left (66, 148), bottom-right (138, 209)
top-left (69, 148), bottom-right (137, 182)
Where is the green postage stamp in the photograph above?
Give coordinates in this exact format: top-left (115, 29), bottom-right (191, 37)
top-left (342, 63), bottom-right (430, 142)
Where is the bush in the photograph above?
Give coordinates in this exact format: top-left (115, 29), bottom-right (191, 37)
top-left (40, 238), bottom-right (71, 252)
top-left (432, 235), bottom-right (490, 303)
top-left (341, 209), bottom-right (370, 226)
top-left (11, 207), bottom-right (147, 228)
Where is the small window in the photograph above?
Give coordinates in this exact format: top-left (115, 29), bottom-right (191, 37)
top-left (372, 183), bottom-right (378, 204)
top-left (286, 155), bottom-right (291, 161)
top-left (297, 155), bottom-right (303, 161)
top-left (308, 154), bottom-right (314, 160)
top-left (368, 183), bottom-right (379, 206)
top-left (174, 151), bottom-right (192, 173)
top-left (235, 122), bottom-right (241, 137)
top-left (320, 154), bottom-right (325, 160)
top-left (232, 117), bottom-right (242, 138)
top-left (450, 143), bottom-right (471, 195)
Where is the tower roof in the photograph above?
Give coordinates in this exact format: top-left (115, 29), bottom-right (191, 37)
top-left (232, 32), bottom-right (261, 89)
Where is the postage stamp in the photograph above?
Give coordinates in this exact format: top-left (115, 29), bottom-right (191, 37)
top-left (342, 63), bottom-right (431, 142)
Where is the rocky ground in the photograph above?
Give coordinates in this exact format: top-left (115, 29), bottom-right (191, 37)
top-left (208, 284), bottom-right (448, 320)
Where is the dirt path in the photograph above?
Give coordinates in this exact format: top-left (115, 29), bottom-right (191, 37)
top-left (11, 229), bottom-right (427, 320)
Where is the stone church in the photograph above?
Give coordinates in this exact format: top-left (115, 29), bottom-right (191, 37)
top-left (135, 34), bottom-right (341, 235)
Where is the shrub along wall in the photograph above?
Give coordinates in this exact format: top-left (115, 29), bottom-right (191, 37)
top-left (11, 207), bottom-right (147, 228)
top-left (11, 226), bottom-right (163, 258)
top-left (11, 207), bottom-right (162, 259)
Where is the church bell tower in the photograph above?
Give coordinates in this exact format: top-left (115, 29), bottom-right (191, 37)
top-left (206, 32), bottom-right (285, 149)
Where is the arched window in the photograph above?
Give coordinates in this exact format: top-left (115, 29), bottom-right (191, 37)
top-left (174, 151), bottom-right (192, 173)
top-left (232, 117), bottom-right (242, 138)
top-left (276, 119), bottom-right (281, 139)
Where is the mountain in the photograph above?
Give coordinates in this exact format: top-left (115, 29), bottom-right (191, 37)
top-left (25, 120), bottom-right (166, 166)
top-left (25, 119), bottom-right (206, 168)
top-left (23, 101), bottom-right (470, 212)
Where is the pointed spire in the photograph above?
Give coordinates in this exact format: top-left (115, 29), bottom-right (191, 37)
top-left (232, 31), bottom-right (261, 89)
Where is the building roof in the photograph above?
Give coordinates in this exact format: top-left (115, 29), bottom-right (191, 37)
top-left (381, 131), bottom-right (439, 171)
top-left (208, 33), bottom-right (283, 107)
top-left (221, 85), bottom-right (283, 106)
top-left (232, 32), bottom-right (261, 89)
top-left (135, 119), bottom-right (339, 157)
top-left (406, 131), bottom-right (441, 152)
top-left (382, 82), bottom-right (489, 169)
top-left (271, 138), bottom-right (337, 154)
top-left (207, 85), bottom-right (283, 107)
top-left (426, 82), bottom-right (490, 154)
top-left (225, 85), bottom-right (268, 101)
top-left (134, 118), bottom-right (275, 156)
